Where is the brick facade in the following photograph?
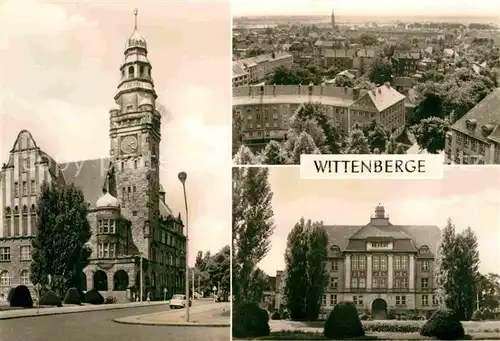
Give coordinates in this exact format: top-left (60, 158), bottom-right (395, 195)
top-left (0, 18), bottom-right (186, 303)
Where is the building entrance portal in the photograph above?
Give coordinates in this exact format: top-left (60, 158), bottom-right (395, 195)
top-left (371, 298), bottom-right (388, 320)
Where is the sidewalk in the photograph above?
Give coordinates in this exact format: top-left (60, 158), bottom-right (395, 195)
top-left (114, 302), bottom-right (230, 327)
top-left (0, 301), bottom-right (170, 320)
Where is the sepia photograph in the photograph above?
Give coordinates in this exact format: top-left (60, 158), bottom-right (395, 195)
top-left (0, 1), bottom-right (230, 340)
top-left (232, 165), bottom-right (500, 340)
top-left (231, 0), bottom-right (500, 165)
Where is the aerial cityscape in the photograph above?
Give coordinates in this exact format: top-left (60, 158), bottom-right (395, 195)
top-left (232, 5), bottom-right (500, 165)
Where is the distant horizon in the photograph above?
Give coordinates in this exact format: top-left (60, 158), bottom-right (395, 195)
top-left (234, 14), bottom-right (496, 19)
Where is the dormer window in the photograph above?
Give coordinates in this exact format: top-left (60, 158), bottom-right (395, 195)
top-left (419, 245), bottom-right (430, 253)
top-left (465, 119), bottom-right (478, 130)
top-left (481, 124), bottom-right (494, 137)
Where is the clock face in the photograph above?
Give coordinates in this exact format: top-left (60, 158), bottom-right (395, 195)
top-left (120, 135), bottom-right (138, 154)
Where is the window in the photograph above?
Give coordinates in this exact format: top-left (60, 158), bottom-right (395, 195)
top-left (359, 278), bottom-right (366, 288)
top-left (372, 242), bottom-right (389, 248)
top-left (98, 243), bottom-right (116, 259)
top-left (331, 277), bottom-right (338, 289)
top-left (31, 180), bottom-right (36, 194)
top-left (134, 160), bottom-right (138, 169)
top-left (103, 219), bottom-right (109, 233)
top-left (331, 260), bottom-right (338, 271)
top-left (14, 182), bottom-right (19, 197)
top-left (373, 256), bottom-right (379, 270)
top-left (322, 295), bottom-right (326, 305)
top-left (421, 261), bottom-right (429, 271)
top-left (128, 66), bottom-right (134, 77)
top-left (0, 271), bottom-right (11, 286)
top-left (0, 247), bottom-right (10, 261)
top-left (353, 295), bottom-right (363, 305)
top-left (432, 295), bottom-right (438, 305)
top-left (330, 294), bottom-right (337, 305)
top-left (396, 295), bottom-right (406, 306)
top-left (351, 277), bottom-right (358, 288)
top-left (22, 181), bottom-right (27, 196)
top-left (20, 246), bottom-right (31, 261)
top-left (20, 270), bottom-right (30, 285)
top-left (422, 295), bottom-right (429, 306)
top-left (421, 278), bottom-right (429, 288)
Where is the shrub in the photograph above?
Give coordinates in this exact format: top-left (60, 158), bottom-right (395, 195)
top-left (6, 287), bottom-right (15, 303)
top-left (324, 301), bottom-right (364, 339)
top-left (271, 311), bottom-right (281, 320)
top-left (63, 287), bottom-right (82, 305)
top-left (471, 310), bottom-right (483, 321)
top-left (387, 309), bottom-right (396, 319)
top-left (360, 313), bottom-right (370, 320)
top-left (482, 308), bottom-right (495, 320)
top-left (104, 296), bottom-right (117, 304)
top-left (281, 310), bottom-right (290, 320)
top-left (406, 309), bottom-right (419, 320)
top-left (84, 289), bottom-right (104, 305)
top-left (232, 302), bottom-right (270, 338)
top-left (10, 285), bottom-right (34, 308)
top-left (365, 321), bottom-right (422, 333)
top-left (420, 309), bottom-right (464, 340)
top-left (39, 290), bottom-right (62, 307)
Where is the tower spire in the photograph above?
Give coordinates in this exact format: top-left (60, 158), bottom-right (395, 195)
top-left (134, 8), bottom-right (138, 30)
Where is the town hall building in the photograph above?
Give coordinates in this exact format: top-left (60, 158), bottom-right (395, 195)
top-left (0, 11), bottom-right (186, 303)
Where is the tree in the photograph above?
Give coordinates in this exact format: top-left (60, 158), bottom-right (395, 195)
top-left (456, 227), bottom-right (480, 320)
top-left (233, 110), bottom-right (244, 156)
top-left (284, 219), bottom-right (308, 320)
top-left (284, 218), bottom-right (328, 321)
top-left (344, 128), bottom-right (371, 154)
top-left (412, 82), bottom-right (446, 124)
top-left (368, 58), bottom-right (393, 85)
top-left (287, 131), bottom-right (321, 164)
top-left (333, 74), bottom-right (354, 87)
top-left (233, 145), bottom-right (259, 165)
top-left (361, 120), bottom-right (390, 152)
top-left (30, 182), bottom-right (91, 298)
top-left (304, 222), bottom-right (329, 320)
top-left (266, 65), bottom-right (320, 85)
top-left (385, 135), bottom-right (398, 154)
top-left (412, 117), bottom-right (449, 154)
top-left (292, 102), bottom-right (344, 154)
top-left (245, 268), bottom-right (270, 303)
top-left (232, 167), bottom-right (275, 307)
top-left (435, 219), bottom-right (481, 320)
top-left (258, 140), bottom-right (289, 165)
top-left (247, 46), bottom-right (264, 57)
top-left (354, 79), bottom-right (377, 90)
top-left (205, 245), bottom-right (231, 293)
top-left (422, 70), bottom-right (444, 83)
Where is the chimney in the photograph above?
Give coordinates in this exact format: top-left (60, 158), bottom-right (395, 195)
top-left (353, 88), bottom-right (360, 100)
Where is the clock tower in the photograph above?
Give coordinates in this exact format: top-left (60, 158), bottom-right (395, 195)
top-left (109, 9), bottom-right (161, 259)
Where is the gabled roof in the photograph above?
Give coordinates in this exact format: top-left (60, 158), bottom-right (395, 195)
top-left (350, 223), bottom-right (412, 240)
top-left (60, 158), bottom-right (111, 207)
top-left (451, 88), bottom-right (500, 143)
top-left (353, 84), bottom-right (406, 112)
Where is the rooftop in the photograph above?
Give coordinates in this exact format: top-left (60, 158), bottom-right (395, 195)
top-left (451, 88), bottom-right (500, 143)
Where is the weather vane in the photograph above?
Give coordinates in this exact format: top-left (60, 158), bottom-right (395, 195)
top-left (134, 8), bottom-right (138, 30)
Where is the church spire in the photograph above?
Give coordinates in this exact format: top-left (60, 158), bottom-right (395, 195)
top-left (134, 8), bottom-right (138, 30)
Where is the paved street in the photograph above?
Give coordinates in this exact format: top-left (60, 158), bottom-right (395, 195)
top-left (1, 302), bottom-right (230, 341)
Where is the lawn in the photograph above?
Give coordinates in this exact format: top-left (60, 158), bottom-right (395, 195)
top-left (253, 320), bottom-right (500, 340)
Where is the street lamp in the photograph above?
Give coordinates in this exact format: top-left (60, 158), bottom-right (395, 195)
top-left (178, 171), bottom-right (190, 322)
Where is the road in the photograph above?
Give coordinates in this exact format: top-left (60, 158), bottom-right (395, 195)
top-left (0, 302), bottom-right (230, 341)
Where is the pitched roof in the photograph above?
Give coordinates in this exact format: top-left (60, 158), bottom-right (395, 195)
top-left (59, 158), bottom-right (111, 207)
top-left (357, 84), bottom-right (406, 112)
top-left (451, 88), bottom-right (500, 143)
top-left (323, 216), bottom-right (441, 256)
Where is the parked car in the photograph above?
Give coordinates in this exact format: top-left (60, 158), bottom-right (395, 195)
top-left (169, 294), bottom-right (192, 309)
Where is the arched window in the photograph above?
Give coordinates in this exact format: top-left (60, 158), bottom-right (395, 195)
top-left (22, 205), bottom-right (28, 214)
top-left (330, 245), bottom-right (341, 253)
top-left (419, 245), bottom-right (430, 253)
top-left (14, 206), bottom-right (19, 215)
top-left (139, 65), bottom-right (144, 76)
top-left (20, 270), bottom-right (30, 285)
top-left (31, 204), bottom-right (36, 211)
top-left (5, 206), bottom-right (10, 215)
top-left (128, 66), bottom-right (134, 78)
top-left (0, 271), bottom-right (11, 286)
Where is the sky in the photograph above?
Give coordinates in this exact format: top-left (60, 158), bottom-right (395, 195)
top-left (260, 166), bottom-right (500, 276)
top-left (0, 0), bottom-right (231, 265)
top-left (231, 0), bottom-right (500, 18)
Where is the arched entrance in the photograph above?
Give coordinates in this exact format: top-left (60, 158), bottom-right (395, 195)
top-left (93, 270), bottom-right (108, 291)
top-left (113, 270), bottom-right (129, 291)
top-left (371, 298), bottom-right (388, 320)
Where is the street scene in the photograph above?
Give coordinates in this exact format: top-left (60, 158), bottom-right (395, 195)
top-left (231, 0), bottom-right (500, 165)
top-left (0, 1), bottom-right (230, 340)
top-left (232, 165), bottom-right (500, 340)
